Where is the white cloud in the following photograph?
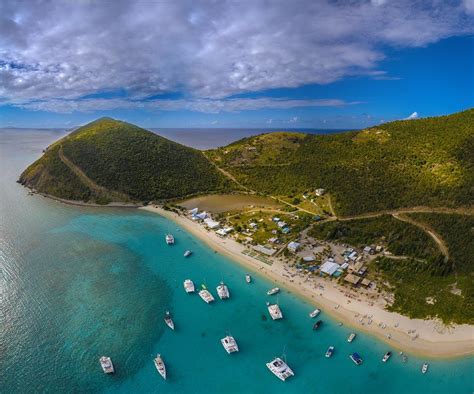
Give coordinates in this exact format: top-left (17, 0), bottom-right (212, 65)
top-left (0, 1), bottom-right (472, 113)
top-left (405, 111), bottom-right (419, 120)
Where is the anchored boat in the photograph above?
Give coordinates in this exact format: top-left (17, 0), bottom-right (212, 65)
top-left (267, 287), bottom-right (280, 296)
top-left (154, 354), bottom-right (167, 380)
top-left (183, 279), bottom-right (195, 293)
top-left (165, 234), bottom-right (175, 245)
top-left (221, 335), bottom-right (239, 354)
top-left (99, 356), bottom-right (114, 374)
top-left (216, 281), bottom-right (230, 299)
top-left (266, 302), bottom-right (283, 320)
top-left (266, 357), bottom-right (294, 381)
top-left (164, 311), bottom-right (175, 330)
top-left (350, 352), bottom-right (363, 366)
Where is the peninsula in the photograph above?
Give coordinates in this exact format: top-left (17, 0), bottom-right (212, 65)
top-left (19, 109), bottom-right (474, 357)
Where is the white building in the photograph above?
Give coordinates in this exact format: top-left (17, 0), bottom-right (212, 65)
top-left (320, 260), bottom-right (341, 276)
top-left (287, 241), bottom-right (301, 253)
top-left (315, 188), bottom-right (326, 196)
top-left (204, 218), bottom-right (220, 229)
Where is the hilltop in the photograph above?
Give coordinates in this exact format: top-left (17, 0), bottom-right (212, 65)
top-left (19, 118), bottom-right (234, 203)
top-left (207, 109), bottom-right (474, 216)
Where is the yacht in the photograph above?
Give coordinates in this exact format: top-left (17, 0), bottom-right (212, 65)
top-left (347, 333), bottom-right (356, 343)
top-left (421, 363), bottom-right (429, 374)
top-left (266, 357), bottom-right (294, 381)
top-left (267, 287), bottom-right (280, 296)
top-left (183, 279), bottom-right (195, 293)
top-left (221, 335), bottom-right (239, 354)
top-left (312, 320), bottom-right (323, 330)
top-left (245, 274), bottom-right (252, 283)
top-left (325, 346), bottom-right (334, 358)
top-left (165, 234), bottom-right (175, 245)
top-left (184, 250), bottom-right (192, 257)
top-left (350, 352), bottom-right (363, 365)
top-left (199, 285), bottom-right (215, 303)
top-left (266, 302), bottom-right (283, 320)
top-left (309, 308), bottom-right (321, 318)
top-left (382, 351), bottom-right (392, 362)
top-left (99, 356), bottom-right (115, 374)
top-left (164, 311), bottom-right (175, 330)
top-left (154, 354), bottom-right (166, 380)
top-left (216, 281), bottom-right (230, 299)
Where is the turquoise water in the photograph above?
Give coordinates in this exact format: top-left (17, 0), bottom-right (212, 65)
top-left (1, 129), bottom-right (473, 393)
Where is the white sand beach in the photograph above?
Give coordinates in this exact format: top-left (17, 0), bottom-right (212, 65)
top-left (142, 205), bottom-right (474, 359)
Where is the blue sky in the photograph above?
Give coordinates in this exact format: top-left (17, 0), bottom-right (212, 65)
top-left (1, 1), bottom-right (473, 129)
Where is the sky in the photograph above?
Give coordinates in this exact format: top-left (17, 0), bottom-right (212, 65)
top-left (0, 0), bottom-right (473, 129)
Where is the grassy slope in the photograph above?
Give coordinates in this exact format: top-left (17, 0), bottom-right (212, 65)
top-left (20, 118), bottom-right (235, 202)
top-left (207, 109), bottom-right (474, 216)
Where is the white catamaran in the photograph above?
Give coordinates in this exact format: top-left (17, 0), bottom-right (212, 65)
top-left (267, 301), bottom-right (283, 320)
top-left (221, 335), bottom-right (239, 354)
top-left (99, 356), bottom-right (115, 374)
top-left (165, 234), bottom-right (175, 245)
top-left (216, 281), bottom-right (230, 299)
top-left (198, 285), bottom-right (215, 304)
top-left (183, 279), bottom-right (195, 293)
top-left (154, 354), bottom-right (167, 380)
top-left (266, 356), bottom-right (294, 381)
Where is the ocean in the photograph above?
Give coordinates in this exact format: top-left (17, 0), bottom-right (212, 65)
top-left (0, 128), bottom-right (473, 393)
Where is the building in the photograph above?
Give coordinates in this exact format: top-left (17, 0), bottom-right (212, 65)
top-left (287, 241), bottom-right (301, 253)
top-left (315, 188), bottom-right (326, 196)
top-left (344, 273), bottom-right (362, 285)
top-left (204, 218), bottom-right (220, 229)
top-left (189, 207), bottom-right (199, 215)
top-left (363, 246), bottom-right (374, 255)
top-left (303, 256), bottom-right (315, 262)
top-left (320, 260), bottom-right (341, 276)
top-left (252, 244), bottom-right (277, 256)
top-left (277, 221), bottom-right (287, 228)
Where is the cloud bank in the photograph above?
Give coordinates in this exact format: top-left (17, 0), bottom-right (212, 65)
top-left (1, 0), bottom-right (472, 113)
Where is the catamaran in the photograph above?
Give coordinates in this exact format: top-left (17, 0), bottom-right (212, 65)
top-left (183, 279), bottom-right (195, 293)
top-left (165, 234), bottom-right (175, 245)
top-left (199, 285), bottom-right (215, 303)
top-left (267, 287), bottom-right (280, 295)
top-left (309, 308), bottom-right (321, 318)
top-left (154, 354), bottom-right (166, 379)
top-left (382, 351), bottom-right (392, 362)
top-left (266, 357), bottom-right (294, 381)
top-left (347, 333), bottom-right (356, 343)
top-left (221, 335), bottom-right (239, 354)
top-left (325, 346), bottom-right (335, 358)
top-left (350, 352), bottom-right (363, 365)
top-left (421, 363), bottom-right (429, 374)
top-left (266, 301), bottom-right (283, 320)
top-left (184, 250), bottom-right (192, 257)
top-left (216, 281), bottom-right (230, 299)
top-left (245, 274), bottom-right (252, 283)
top-left (164, 311), bottom-right (175, 330)
top-left (99, 356), bottom-right (114, 374)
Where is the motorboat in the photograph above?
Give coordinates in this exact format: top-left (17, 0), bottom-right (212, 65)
top-left (266, 357), bottom-right (294, 381)
top-left (309, 309), bottom-right (321, 318)
top-left (350, 352), bottom-right (363, 365)
top-left (216, 281), bottom-right (230, 299)
top-left (154, 354), bottom-right (166, 379)
top-left (382, 351), bottom-right (392, 362)
top-left (183, 279), bottom-right (195, 293)
top-left (245, 274), bottom-right (252, 283)
top-left (99, 356), bottom-right (114, 374)
top-left (312, 320), bottom-right (322, 330)
top-left (184, 250), bottom-right (192, 257)
top-left (347, 333), bottom-right (356, 343)
top-left (422, 363), bottom-right (429, 374)
top-left (325, 346), bottom-right (334, 358)
top-left (164, 311), bottom-right (175, 330)
top-left (267, 287), bottom-right (280, 296)
top-left (221, 335), bottom-right (239, 354)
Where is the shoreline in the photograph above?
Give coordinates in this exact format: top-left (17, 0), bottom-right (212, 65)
top-left (141, 205), bottom-right (474, 359)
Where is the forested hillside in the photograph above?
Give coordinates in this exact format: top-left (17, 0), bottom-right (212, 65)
top-left (19, 118), bottom-right (234, 203)
top-left (207, 109), bottom-right (474, 216)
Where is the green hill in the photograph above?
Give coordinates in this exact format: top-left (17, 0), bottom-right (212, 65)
top-left (19, 118), bottom-right (234, 203)
top-left (207, 109), bottom-right (474, 216)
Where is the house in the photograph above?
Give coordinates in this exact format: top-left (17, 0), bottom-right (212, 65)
top-left (303, 256), bottom-right (315, 262)
top-left (340, 262), bottom-right (349, 270)
top-left (361, 278), bottom-right (372, 287)
top-left (195, 211), bottom-right (208, 220)
top-left (216, 227), bottom-right (233, 236)
top-left (277, 221), bottom-right (287, 228)
top-left (281, 227), bottom-right (291, 234)
top-left (375, 245), bottom-right (383, 253)
top-left (348, 251), bottom-right (358, 261)
top-left (268, 237), bottom-right (279, 244)
top-left (204, 218), bottom-right (220, 229)
top-left (287, 241), bottom-right (301, 253)
top-left (272, 217), bottom-right (281, 222)
top-left (189, 207), bottom-right (199, 215)
top-left (363, 246), bottom-right (374, 255)
top-left (249, 222), bottom-right (258, 229)
top-left (344, 273), bottom-right (362, 285)
top-left (320, 260), bottom-right (341, 276)
top-left (315, 188), bottom-right (326, 196)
